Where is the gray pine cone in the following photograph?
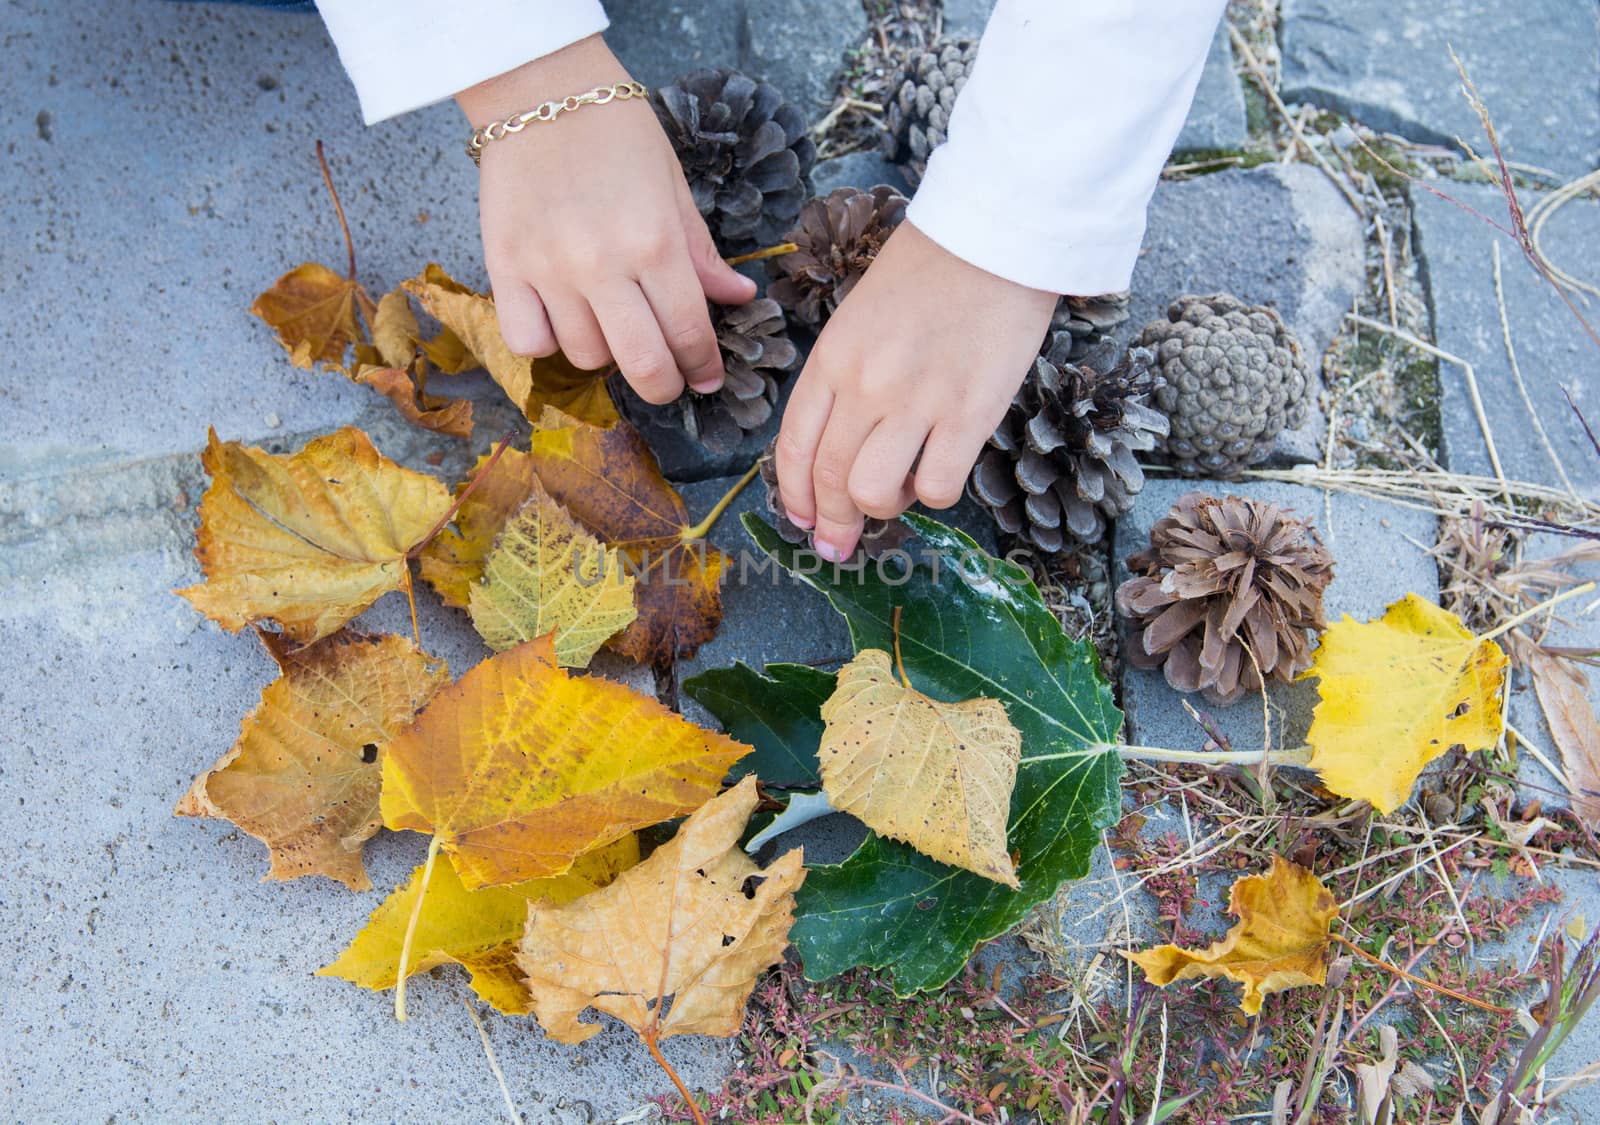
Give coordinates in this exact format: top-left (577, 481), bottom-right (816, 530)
top-left (654, 68), bottom-right (816, 249)
top-left (968, 335), bottom-right (1169, 551)
top-left (1136, 294), bottom-right (1312, 478)
top-left (767, 186), bottom-right (909, 331)
top-left (1052, 292), bottom-right (1133, 368)
top-left (881, 39), bottom-right (977, 189)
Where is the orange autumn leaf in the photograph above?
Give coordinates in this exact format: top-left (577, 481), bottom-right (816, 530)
top-left (403, 265), bottom-right (618, 425)
top-left (353, 365), bottom-right (474, 441)
top-left (526, 407), bottom-right (727, 665)
top-left (416, 447), bottom-right (540, 608)
top-left (519, 776), bottom-right (804, 1044)
top-left (379, 634), bottom-right (749, 889)
top-left (176, 427), bottom-right (452, 644)
top-left (250, 261), bottom-right (370, 370)
top-left (1124, 857), bottom-right (1337, 1014)
top-left (175, 630), bottom-right (448, 890)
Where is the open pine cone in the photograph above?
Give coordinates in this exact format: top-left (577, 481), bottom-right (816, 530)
top-left (758, 438), bottom-right (913, 561)
top-left (968, 336), bottom-right (1168, 551)
top-left (1136, 294), bottom-right (1311, 478)
top-left (1052, 292), bottom-right (1133, 368)
top-left (881, 39), bottom-right (977, 188)
top-left (1116, 492), bottom-right (1334, 705)
top-left (766, 186), bottom-right (909, 331)
top-left (654, 68), bottom-right (816, 249)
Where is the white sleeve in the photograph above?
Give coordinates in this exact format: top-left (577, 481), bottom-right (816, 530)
top-left (906, 0), bottom-right (1228, 295)
top-left (314, 1), bottom-right (610, 125)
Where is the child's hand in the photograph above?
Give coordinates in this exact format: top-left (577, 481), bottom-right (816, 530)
top-left (775, 222), bottom-right (1058, 561)
top-left (456, 36), bottom-right (756, 402)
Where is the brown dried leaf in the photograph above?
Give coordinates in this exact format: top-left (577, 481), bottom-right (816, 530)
top-left (1529, 649), bottom-right (1600, 823)
top-left (353, 365), bottom-right (474, 441)
top-left (250, 262), bottom-right (369, 370)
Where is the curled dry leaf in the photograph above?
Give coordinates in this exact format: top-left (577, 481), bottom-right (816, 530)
top-left (1124, 856), bottom-right (1337, 1014)
top-left (176, 427), bottom-right (452, 645)
top-left (370, 288), bottom-right (420, 369)
top-left (250, 261), bottom-right (369, 369)
top-left (175, 630), bottom-right (448, 890)
top-left (403, 264), bottom-right (618, 426)
top-left (518, 776), bottom-right (805, 1044)
top-left (1528, 649), bottom-right (1600, 823)
top-left (1303, 594), bottom-right (1508, 814)
top-left (380, 634), bottom-right (749, 888)
top-left (819, 649), bottom-right (1022, 887)
top-left (352, 365), bottom-right (474, 440)
top-left (416, 446), bottom-right (540, 608)
top-left (526, 407), bottom-right (728, 666)
top-left (318, 835), bottom-right (638, 1013)
top-left (467, 485), bottom-right (638, 666)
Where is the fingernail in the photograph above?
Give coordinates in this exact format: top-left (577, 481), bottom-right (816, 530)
top-left (815, 539), bottom-right (845, 563)
top-left (690, 378), bottom-right (723, 394)
top-left (788, 511), bottom-right (814, 530)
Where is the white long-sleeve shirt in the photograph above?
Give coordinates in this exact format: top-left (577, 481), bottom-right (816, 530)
top-left (315, 1), bottom-right (1227, 295)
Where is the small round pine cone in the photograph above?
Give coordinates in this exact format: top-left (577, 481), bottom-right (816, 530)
top-left (653, 68), bottom-right (816, 250)
top-left (1115, 492), bottom-right (1334, 705)
top-left (968, 336), bottom-right (1169, 551)
top-left (1136, 294), bottom-right (1312, 479)
top-left (758, 438), bottom-right (912, 561)
top-left (881, 39), bottom-right (978, 189)
top-left (766, 186), bottom-right (909, 331)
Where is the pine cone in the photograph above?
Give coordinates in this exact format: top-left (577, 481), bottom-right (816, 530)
top-left (881, 39), bottom-right (977, 189)
top-left (1052, 292), bottom-right (1132, 368)
top-left (654, 68), bottom-right (816, 249)
top-left (968, 336), bottom-right (1168, 551)
top-left (618, 299), bottom-right (799, 453)
top-left (767, 186), bottom-right (909, 331)
top-left (1136, 294), bottom-right (1312, 479)
top-left (758, 438), bottom-right (913, 561)
top-left (1115, 492), bottom-right (1334, 705)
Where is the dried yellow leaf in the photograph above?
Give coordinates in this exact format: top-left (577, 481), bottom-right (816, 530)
top-left (1303, 594), bottom-right (1508, 813)
top-left (416, 447), bottom-right (540, 608)
top-left (819, 649), bottom-right (1021, 887)
top-left (250, 261), bottom-right (367, 369)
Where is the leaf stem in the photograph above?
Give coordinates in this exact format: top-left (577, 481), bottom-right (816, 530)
top-left (315, 139), bottom-right (358, 283)
top-left (1477, 580), bottom-right (1597, 643)
top-left (891, 606), bottom-right (912, 690)
top-left (1044, 743), bottom-right (1315, 767)
top-left (409, 432), bottom-right (516, 559)
top-left (399, 566), bottom-right (421, 648)
top-left (680, 459), bottom-right (760, 542)
top-left (394, 834), bottom-right (443, 1022)
top-left (1327, 932), bottom-right (1514, 1016)
top-left (723, 242), bottom-right (798, 267)
top-left (643, 1028), bottom-right (707, 1125)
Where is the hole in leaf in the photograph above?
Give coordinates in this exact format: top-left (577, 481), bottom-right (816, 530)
top-left (740, 875), bottom-right (765, 900)
top-left (361, 743), bottom-right (379, 764)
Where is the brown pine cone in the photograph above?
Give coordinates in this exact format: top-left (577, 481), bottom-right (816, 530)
top-left (767, 186), bottom-right (909, 331)
top-left (1115, 492), bottom-right (1334, 705)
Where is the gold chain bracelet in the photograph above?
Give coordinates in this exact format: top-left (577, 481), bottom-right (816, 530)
top-left (465, 81), bottom-right (648, 166)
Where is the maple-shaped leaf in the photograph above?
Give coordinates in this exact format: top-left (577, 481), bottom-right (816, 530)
top-left (519, 776), bottom-right (805, 1044)
top-left (468, 486), bottom-right (638, 666)
top-left (820, 649), bottom-right (1022, 887)
top-left (682, 662), bottom-right (837, 788)
top-left (527, 407), bottom-right (728, 666)
top-left (403, 265), bottom-right (618, 426)
top-left (1303, 593), bottom-right (1508, 813)
top-left (251, 261), bottom-right (370, 369)
top-left (318, 835), bottom-right (638, 1013)
top-left (1124, 856), bottom-right (1338, 1015)
top-left (416, 447), bottom-right (540, 608)
top-left (176, 427), bottom-right (452, 644)
top-left (380, 634), bottom-right (749, 888)
top-left (175, 630), bottom-right (447, 890)
top-left (734, 514), bottom-right (1122, 994)
top-left (353, 365), bottom-right (474, 440)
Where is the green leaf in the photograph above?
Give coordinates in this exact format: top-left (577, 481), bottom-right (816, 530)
top-left (739, 512), bottom-right (1123, 994)
top-left (682, 662), bottom-right (835, 788)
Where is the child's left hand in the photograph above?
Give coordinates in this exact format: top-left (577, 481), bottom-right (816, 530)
top-left (774, 222), bottom-right (1059, 561)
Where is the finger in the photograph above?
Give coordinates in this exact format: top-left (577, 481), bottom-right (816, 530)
top-left (678, 179), bottom-right (758, 305)
top-left (811, 408), bottom-right (880, 562)
top-left (543, 290), bottom-right (612, 371)
top-left (590, 284), bottom-right (684, 405)
top-left (640, 261), bottom-right (725, 393)
top-left (915, 417), bottom-right (995, 510)
top-left (774, 373), bottom-right (833, 531)
top-left (489, 279), bottom-right (557, 358)
top-left (848, 419), bottom-right (927, 520)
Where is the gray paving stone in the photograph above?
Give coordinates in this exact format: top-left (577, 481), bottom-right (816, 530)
top-left (1413, 182), bottom-right (1600, 498)
top-left (604, 0), bottom-right (745, 88)
top-left (1281, 0), bottom-right (1600, 177)
top-left (1118, 164), bottom-right (1366, 466)
top-left (744, 0), bottom-right (867, 113)
top-left (1173, 25), bottom-right (1248, 156)
top-left (939, 0), bottom-right (992, 38)
top-left (809, 149), bottom-right (911, 197)
top-left (1114, 477), bottom-right (1439, 759)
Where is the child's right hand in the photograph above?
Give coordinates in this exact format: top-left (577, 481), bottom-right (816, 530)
top-left (456, 36), bottom-right (756, 402)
